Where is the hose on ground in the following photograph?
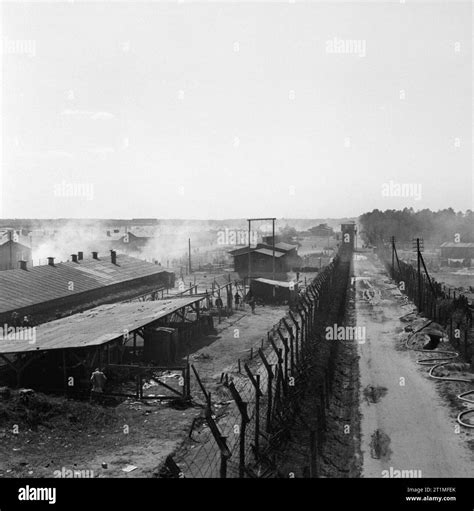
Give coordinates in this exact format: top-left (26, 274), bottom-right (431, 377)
top-left (405, 319), bottom-right (474, 429)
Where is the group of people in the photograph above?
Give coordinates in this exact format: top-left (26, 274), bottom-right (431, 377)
top-left (234, 291), bottom-right (256, 313)
top-left (9, 312), bottom-right (33, 328)
top-left (207, 291), bottom-right (257, 314)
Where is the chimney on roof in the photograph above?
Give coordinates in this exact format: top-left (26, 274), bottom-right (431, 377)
top-left (19, 260), bottom-right (27, 270)
top-left (47, 257), bottom-right (55, 266)
top-left (110, 250), bottom-right (117, 265)
top-left (71, 254), bottom-right (78, 263)
top-left (78, 251), bottom-right (83, 260)
top-left (92, 251), bottom-right (98, 260)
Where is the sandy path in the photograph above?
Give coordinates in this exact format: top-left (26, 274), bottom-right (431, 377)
top-left (355, 252), bottom-right (473, 478)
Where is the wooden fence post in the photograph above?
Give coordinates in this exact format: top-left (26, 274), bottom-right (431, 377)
top-left (191, 364), bottom-right (211, 409)
top-left (277, 329), bottom-right (289, 379)
top-left (288, 312), bottom-right (300, 366)
top-left (228, 382), bottom-right (250, 478)
top-left (258, 348), bottom-right (274, 433)
top-left (205, 408), bottom-right (231, 478)
top-left (244, 364), bottom-right (262, 457)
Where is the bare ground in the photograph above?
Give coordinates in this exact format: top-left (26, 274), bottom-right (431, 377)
top-left (0, 302), bottom-right (287, 478)
top-left (356, 252), bottom-right (473, 478)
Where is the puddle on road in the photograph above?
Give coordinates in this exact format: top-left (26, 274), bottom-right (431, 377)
top-left (370, 429), bottom-right (392, 460)
top-left (363, 385), bottom-right (388, 404)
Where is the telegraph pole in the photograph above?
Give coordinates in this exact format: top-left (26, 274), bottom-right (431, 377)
top-left (272, 218), bottom-right (275, 281)
top-left (188, 238), bottom-right (192, 274)
top-left (391, 236), bottom-right (395, 274)
top-left (248, 220), bottom-right (251, 291)
top-left (414, 237), bottom-right (424, 311)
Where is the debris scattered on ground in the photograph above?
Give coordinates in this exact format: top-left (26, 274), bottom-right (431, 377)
top-left (193, 352), bottom-right (212, 360)
top-left (399, 312), bottom-right (418, 323)
top-left (363, 385), bottom-right (388, 404)
top-left (167, 399), bottom-right (193, 411)
top-left (0, 390), bottom-right (117, 432)
top-left (0, 387), bottom-right (12, 400)
top-left (432, 363), bottom-right (474, 380)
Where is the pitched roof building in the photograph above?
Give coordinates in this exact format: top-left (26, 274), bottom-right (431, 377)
top-left (0, 230), bottom-right (33, 271)
top-left (0, 251), bottom-right (174, 324)
top-left (229, 244), bottom-right (301, 279)
top-left (440, 242), bottom-right (474, 260)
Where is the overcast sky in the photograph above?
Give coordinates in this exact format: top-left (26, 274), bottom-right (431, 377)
top-left (1, 0), bottom-right (472, 219)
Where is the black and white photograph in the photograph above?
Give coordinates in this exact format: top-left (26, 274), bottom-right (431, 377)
top-left (0, 0), bottom-right (472, 506)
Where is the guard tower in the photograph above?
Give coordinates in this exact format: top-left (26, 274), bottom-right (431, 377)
top-left (340, 222), bottom-right (357, 251)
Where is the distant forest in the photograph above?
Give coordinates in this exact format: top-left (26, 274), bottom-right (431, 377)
top-left (359, 209), bottom-right (474, 246)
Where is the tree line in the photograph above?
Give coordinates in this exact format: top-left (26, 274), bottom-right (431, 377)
top-left (359, 208), bottom-right (474, 246)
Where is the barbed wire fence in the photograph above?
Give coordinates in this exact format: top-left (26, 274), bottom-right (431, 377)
top-left (161, 243), bottom-right (354, 478)
top-left (377, 240), bottom-right (473, 363)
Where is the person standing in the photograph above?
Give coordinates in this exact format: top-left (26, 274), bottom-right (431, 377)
top-left (11, 311), bottom-right (19, 327)
top-left (90, 368), bottom-right (107, 403)
top-left (215, 295), bottom-right (224, 322)
top-left (215, 295), bottom-right (223, 310)
top-left (234, 292), bottom-right (241, 310)
top-left (248, 295), bottom-right (256, 314)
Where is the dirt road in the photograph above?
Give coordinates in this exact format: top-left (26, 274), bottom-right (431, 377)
top-left (355, 252), bottom-right (473, 478)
